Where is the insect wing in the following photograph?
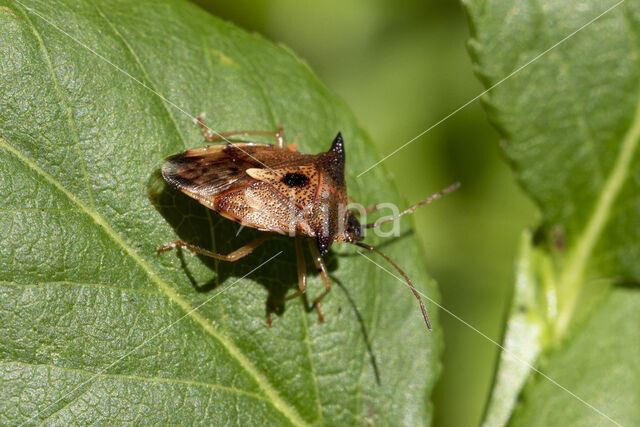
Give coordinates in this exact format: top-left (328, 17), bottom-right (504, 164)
top-left (161, 143), bottom-right (316, 236)
top-left (161, 144), bottom-right (257, 208)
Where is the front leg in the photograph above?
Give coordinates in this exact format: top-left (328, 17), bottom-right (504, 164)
top-left (308, 241), bottom-right (331, 323)
top-left (268, 237), bottom-right (308, 326)
top-left (284, 237), bottom-right (308, 301)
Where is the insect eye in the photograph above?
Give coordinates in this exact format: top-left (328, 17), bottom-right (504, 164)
top-left (347, 212), bottom-right (363, 239)
top-left (282, 172), bottom-right (310, 188)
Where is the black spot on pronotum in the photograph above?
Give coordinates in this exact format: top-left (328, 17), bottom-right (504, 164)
top-left (282, 172), bottom-right (309, 188)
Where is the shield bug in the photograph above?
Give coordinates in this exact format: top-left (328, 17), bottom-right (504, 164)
top-left (158, 116), bottom-right (459, 329)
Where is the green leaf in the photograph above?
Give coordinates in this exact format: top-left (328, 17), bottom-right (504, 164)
top-left (464, 0), bottom-right (640, 425)
top-left (510, 287), bottom-right (639, 426)
top-left (0, 0), bottom-right (440, 424)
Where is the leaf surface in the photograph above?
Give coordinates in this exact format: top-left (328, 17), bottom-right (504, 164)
top-left (463, 0), bottom-right (640, 425)
top-left (0, 0), bottom-right (440, 424)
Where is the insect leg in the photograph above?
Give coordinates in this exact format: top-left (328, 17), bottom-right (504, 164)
top-left (347, 196), bottom-right (380, 216)
top-left (284, 238), bottom-right (307, 301)
top-left (157, 234), bottom-right (270, 261)
top-left (287, 134), bottom-right (299, 152)
top-left (275, 125), bottom-right (285, 149)
top-left (195, 114), bottom-right (285, 146)
top-left (363, 203), bottom-right (381, 213)
top-left (308, 241), bottom-right (331, 323)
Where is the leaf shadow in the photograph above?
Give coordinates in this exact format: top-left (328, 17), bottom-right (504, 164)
top-left (147, 169), bottom-right (339, 323)
top-left (331, 275), bottom-right (381, 385)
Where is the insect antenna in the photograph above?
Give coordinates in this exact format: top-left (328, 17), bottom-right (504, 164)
top-left (355, 242), bottom-right (431, 331)
top-left (364, 182), bottom-right (460, 229)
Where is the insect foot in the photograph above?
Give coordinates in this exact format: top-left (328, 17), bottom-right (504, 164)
top-left (156, 240), bottom-right (185, 254)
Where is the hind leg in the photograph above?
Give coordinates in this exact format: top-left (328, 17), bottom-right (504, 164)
top-left (157, 235), bottom-right (270, 261)
top-left (195, 114), bottom-right (285, 148)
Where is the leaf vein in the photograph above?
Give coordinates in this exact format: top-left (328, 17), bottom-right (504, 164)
top-left (0, 280), bottom-right (162, 296)
top-left (15, 2), bottom-right (96, 209)
top-left (221, 34), bottom-right (327, 422)
top-left (355, 260), bottom-right (380, 423)
top-left (1, 360), bottom-right (270, 402)
top-left (88, 0), bottom-right (191, 155)
top-left (531, 0), bottom-right (604, 184)
top-left (297, 298), bottom-right (325, 424)
top-left (225, 34), bottom-right (278, 129)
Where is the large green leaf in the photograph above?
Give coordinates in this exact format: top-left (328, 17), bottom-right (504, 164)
top-left (0, 0), bottom-right (441, 424)
top-left (464, 0), bottom-right (640, 425)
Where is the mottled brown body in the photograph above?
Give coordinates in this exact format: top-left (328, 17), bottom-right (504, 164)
top-left (162, 133), bottom-right (360, 255)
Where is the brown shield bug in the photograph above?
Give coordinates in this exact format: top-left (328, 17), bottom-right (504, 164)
top-left (158, 116), bottom-right (459, 329)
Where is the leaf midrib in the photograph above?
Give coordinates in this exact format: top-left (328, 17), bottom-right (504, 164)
top-left (554, 91), bottom-right (640, 340)
top-left (0, 137), bottom-right (309, 427)
top-left (552, 3), bottom-right (640, 341)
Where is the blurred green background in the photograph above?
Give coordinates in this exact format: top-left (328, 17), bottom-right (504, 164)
top-left (192, 1), bottom-right (537, 425)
